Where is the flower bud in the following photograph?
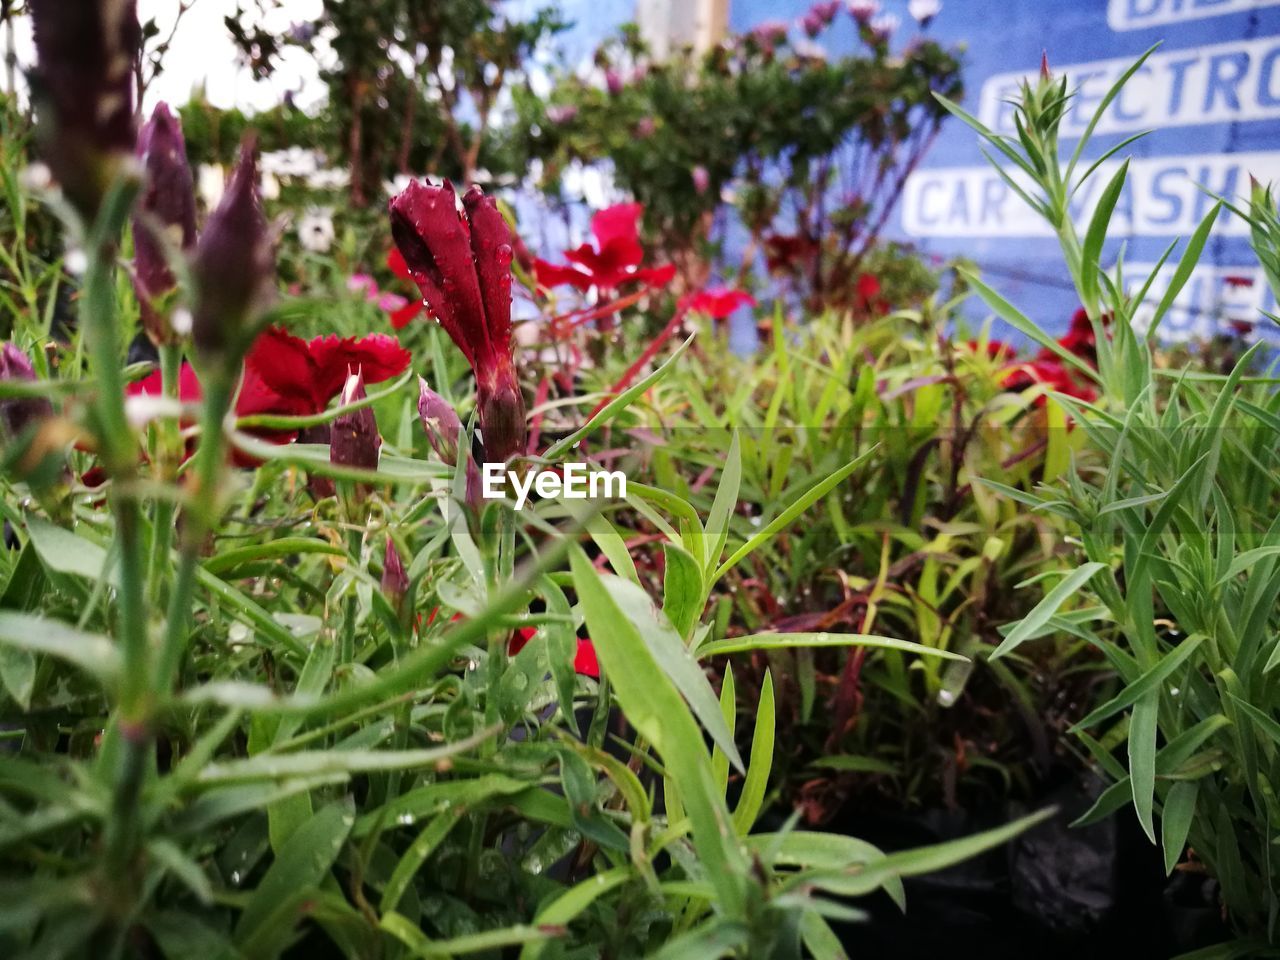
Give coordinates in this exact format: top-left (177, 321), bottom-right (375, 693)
top-left (0, 343), bottom-right (54, 440)
top-left (133, 103), bottom-right (199, 346)
top-left (390, 181), bottom-right (526, 467)
top-left (382, 537), bottom-right (409, 608)
top-left (29, 0), bottom-right (141, 218)
top-left (417, 378), bottom-right (462, 466)
top-left (191, 137), bottom-right (274, 365)
top-left (605, 69), bottom-right (624, 95)
top-left (329, 369), bottom-right (381, 471)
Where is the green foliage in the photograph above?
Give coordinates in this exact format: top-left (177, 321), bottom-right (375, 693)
top-left (0, 138), bottom-right (1049, 959)
top-left (950, 49), bottom-right (1280, 946)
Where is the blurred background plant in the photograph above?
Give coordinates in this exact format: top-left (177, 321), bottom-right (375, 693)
top-left (515, 14), bottom-right (962, 311)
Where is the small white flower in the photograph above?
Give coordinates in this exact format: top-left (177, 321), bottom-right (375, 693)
top-left (171, 308), bottom-right (193, 336)
top-left (197, 163), bottom-right (225, 209)
top-left (20, 163), bottom-right (53, 192)
top-left (306, 167), bottom-right (349, 190)
top-left (298, 208), bottom-right (335, 253)
top-left (124, 393), bottom-right (182, 430)
top-left (792, 38), bottom-right (828, 60)
top-left (260, 171), bottom-right (281, 202)
top-left (848, 0), bottom-right (880, 21)
top-left (870, 12), bottom-right (900, 37)
top-left (64, 248), bottom-right (88, 276)
top-left (908, 0), bottom-right (941, 23)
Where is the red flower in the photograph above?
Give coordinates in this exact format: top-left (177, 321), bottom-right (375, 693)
top-left (763, 233), bottom-right (818, 274)
top-left (1001, 358), bottom-right (1097, 405)
top-left (125, 327), bottom-right (410, 451)
top-left (681, 287), bottom-right (757, 320)
top-left (854, 273), bottom-right (885, 314)
top-left (243, 326), bottom-right (411, 418)
top-left (533, 202), bottom-right (676, 295)
top-left (389, 180), bottom-right (526, 465)
top-left (508, 626), bottom-right (600, 679)
top-left (386, 248), bottom-right (428, 329)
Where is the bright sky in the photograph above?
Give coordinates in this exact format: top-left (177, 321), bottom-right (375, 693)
top-left (3, 0), bottom-right (329, 113)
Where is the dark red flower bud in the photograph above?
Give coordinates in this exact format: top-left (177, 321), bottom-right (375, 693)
top-left (29, 0), bottom-right (141, 218)
top-left (418, 378), bottom-right (462, 466)
top-left (133, 103), bottom-right (198, 345)
top-left (382, 537), bottom-right (409, 607)
top-left (0, 343), bottom-right (54, 439)
top-left (191, 137), bottom-right (274, 364)
top-left (329, 370), bottom-right (381, 471)
top-left (389, 180), bottom-right (525, 465)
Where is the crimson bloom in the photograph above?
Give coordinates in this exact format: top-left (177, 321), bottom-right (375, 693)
top-left (389, 180), bottom-right (525, 465)
top-left (533, 202), bottom-right (676, 295)
top-left (126, 327), bottom-right (410, 451)
top-left (681, 287), bottom-right (757, 320)
top-left (508, 626), bottom-right (601, 679)
top-left (243, 326), bottom-right (411, 419)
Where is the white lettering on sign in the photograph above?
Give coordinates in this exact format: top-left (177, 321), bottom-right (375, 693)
top-left (1109, 0), bottom-right (1280, 31)
top-left (1126, 263), bottom-right (1279, 342)
top-left (979, 36), bottom-right (1280, 136)
top-left (902, 151), bottom-right (1280, 238)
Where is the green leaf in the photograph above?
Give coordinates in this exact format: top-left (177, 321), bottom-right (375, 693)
top-left (519, 868), bottom-right (630, 960)
top-left (570, 547), bottom-right (747, 917)
top-left (382, 914), bottom-right (554, 957)
top-left (1130, 692), bottom-right (1159, 843)
top-left (23, 517), bottom-right (117, 585)
top-left (1147, 202), bottom-right (1221, 339)
top-left (233, 803), bottom-right (352, 951)
top-left (662, 543), bottom-right (704, 641)
top-left (732, 669), bottom-right (774, 835)
top-left (698, 632), bottom-right (966, 661)
top-left (1161, 781), bottom-right (1197, 876)
top-left (0, 611), bottom-right (119, 685)
top-left (1071, 634), bottom-right (1205, 730)
top-left (0, 646), bottom-right (35, 710)
top-left (542, 335), bottom-right (695, 462)
top-left (202, 538), bottom-right (345, 578)
top-left (959, 269), bottom-right (1100, 381)
top-left (602, 575), bottom-right (744, 774)
top-left (989, 563), bottom-right (1108, 660)
top-left (1080, 160), bottom-right (1130, 308)
top-left (810, 755), bottom-right (899, 776)
top-left (354, 774), bottom-right (531, 837)
top-left (198, 730), bottom-right (493, 786)
top-left (804, 808), bottom-right (1056, 898)
top-left (381, 811), bottom-right (464, 915)
top-left (704, 430), bottom-right (742, 572)
top-left (713, 446), bottom-right (878, 582)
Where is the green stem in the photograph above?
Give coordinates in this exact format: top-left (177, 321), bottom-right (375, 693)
top-left (81, 178), bottom-right (151, 893)
top-left (153, 373), bottom-right (234, 694)
top-left (148, 343), bottom-right (182, 606)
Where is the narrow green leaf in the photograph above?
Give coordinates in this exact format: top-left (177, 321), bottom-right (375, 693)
top-left (732, 669), bottom-right (775, 835)
top-left (713, 445), bottom-right (878, 582)
top-left (698, 631), bottom-right (965, 661)
top-left (989, 563), bottom-right (1107, 660)
top-left (1161, 781), bottom-right (1197, 876)
top-left (0, 611), bottom-right (119, 685)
